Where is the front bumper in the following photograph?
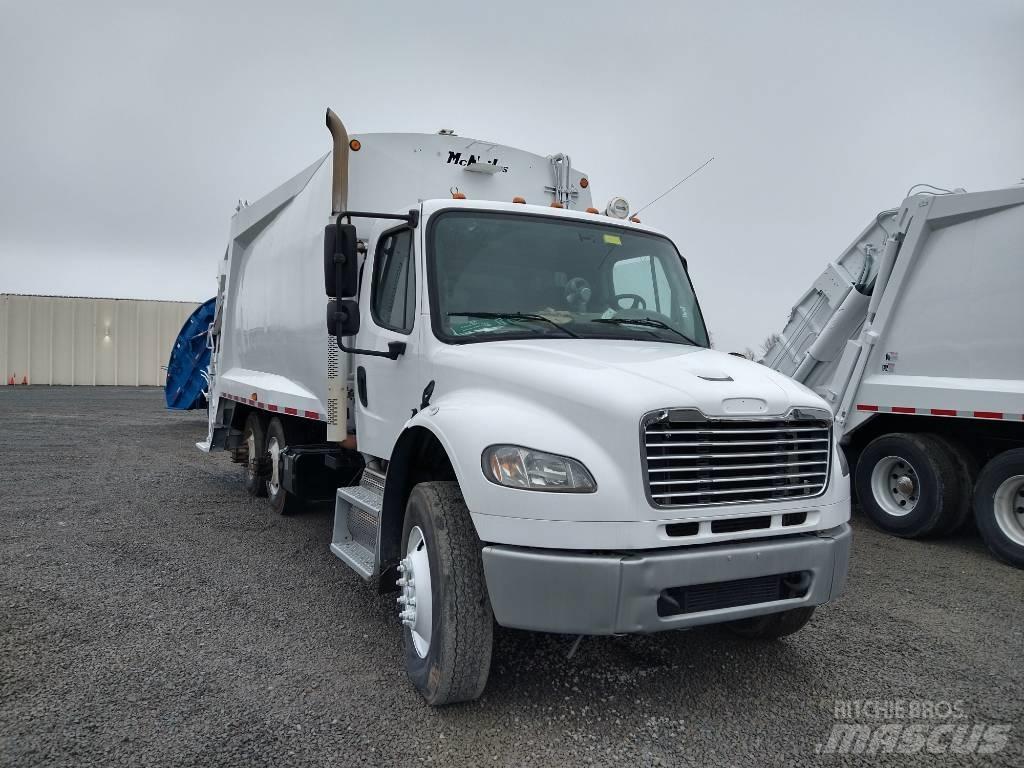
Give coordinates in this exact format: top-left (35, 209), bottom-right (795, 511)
top-left (481, 523), bottom-right (851, 635)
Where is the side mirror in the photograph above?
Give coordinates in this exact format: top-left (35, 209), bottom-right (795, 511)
top-left (323, 223), bottom-right (359, 298)
top-left (326, 298), bottom-right (360, 337)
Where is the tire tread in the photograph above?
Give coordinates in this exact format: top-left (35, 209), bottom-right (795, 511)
top-left (409, 481), bottom-right (493, 705)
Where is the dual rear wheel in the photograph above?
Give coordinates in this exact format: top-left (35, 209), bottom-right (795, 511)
top-left (855, 433), bottom-right (970, 538)
top-left (856, 433), bottom-right (1024, 568)
top-left (238, 412), bottom-right (304, 514)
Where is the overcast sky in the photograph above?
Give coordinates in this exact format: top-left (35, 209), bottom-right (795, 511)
top-left (2, 0), bottom-right (1022, 353)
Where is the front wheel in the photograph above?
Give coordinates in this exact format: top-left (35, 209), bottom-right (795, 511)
top-left (973, 449), bottom-right (1024, 568)
top-left (398, 482), bottom-right (493, 706)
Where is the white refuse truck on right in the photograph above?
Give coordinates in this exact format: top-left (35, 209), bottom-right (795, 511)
top-left (763, 184), bottom-right (1024, 567)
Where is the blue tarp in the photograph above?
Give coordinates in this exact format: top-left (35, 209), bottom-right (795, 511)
top-left (164, 298), bottom-right (216, 410)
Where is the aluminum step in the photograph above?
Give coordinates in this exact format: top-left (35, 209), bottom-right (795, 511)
top-left (330, 468), bottom-right (385, 580)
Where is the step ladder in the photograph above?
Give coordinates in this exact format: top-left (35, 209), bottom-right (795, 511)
top-left (330, 467), bottom-right (384, 579)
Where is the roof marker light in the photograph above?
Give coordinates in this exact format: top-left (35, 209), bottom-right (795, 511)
top-left (630, 215), bottom-right (641, 223)
top-left (579, 177), bottom-right (589, 189)
top-left (513, 196), bottom-right (526, 204)
top-left (452, 191), bottom-right (467, 200)
top-left (349, 139), bottom-right (361, 151)
top-left (550, 201), bottom-right (564, 209)
top-left (585, 207), bottom-right (599, 214)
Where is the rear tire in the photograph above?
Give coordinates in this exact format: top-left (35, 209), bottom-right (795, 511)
top-left (727, 606), bottom-right (815, 640)
top-left (399, 482), bottom-right (493, 706)
top-left (973, 449), bottom-right (1024, 569)
top-left (241, 412), bottom-right (267, 497)
top-left (854, 433), bottom-right (965, 538)
top-left (935, 435), bottom-right (979, 534)
top-left (265, 417), bottom-right (304, 515)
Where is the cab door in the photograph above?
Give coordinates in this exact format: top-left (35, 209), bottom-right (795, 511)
top-left (353, 224), bottom-right (423, 459)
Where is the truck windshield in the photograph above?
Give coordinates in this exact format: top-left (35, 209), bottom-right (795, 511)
top-left (429, 210), bottom-right (710, 347)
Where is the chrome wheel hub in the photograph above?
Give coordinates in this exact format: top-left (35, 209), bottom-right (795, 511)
top-left (397, 525), bottom-right (432, 658)
top-left (267, 436), bottom-right (281, 496)
top-left (246, 432), bottom-right (257, 478)
top-left (993, 474), bottom-right (1024, 547)
top-left (871, 456), bottom-right (920, 517)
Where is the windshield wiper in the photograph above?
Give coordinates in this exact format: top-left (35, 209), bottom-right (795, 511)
top-left (447, 311), bottom-right (581, 339)
top-left (590, 317), bottom-right (700, 347)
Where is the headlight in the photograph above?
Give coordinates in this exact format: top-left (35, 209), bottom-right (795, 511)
top-left (482, 445), bottom-right (596, 492)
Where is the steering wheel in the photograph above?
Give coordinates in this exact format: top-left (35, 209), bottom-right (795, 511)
top-left (614, 293), bottom-right (648, 310)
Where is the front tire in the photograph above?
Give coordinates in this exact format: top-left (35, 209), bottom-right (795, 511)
top-left (399, 482), bottom-right (493, 706)
top-left (973, 449), bottom-right (1024, 568)
top-left (854, 433), bottom-right (966, 538)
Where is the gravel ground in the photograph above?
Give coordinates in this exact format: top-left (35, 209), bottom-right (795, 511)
top-left (2, 387), bottom-right (1021, 767)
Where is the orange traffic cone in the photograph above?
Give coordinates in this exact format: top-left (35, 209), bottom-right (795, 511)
top-left (21, 375), bottom-right (28, 386)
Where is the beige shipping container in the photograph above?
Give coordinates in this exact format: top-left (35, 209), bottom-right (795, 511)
top-left (0, 294), bottom-right (199, 386)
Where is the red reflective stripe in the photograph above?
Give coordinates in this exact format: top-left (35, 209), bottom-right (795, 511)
top-left (221, 392), bottom-right (320, 420)
top-left (974, 411), bottom-right (1003, 420)
top-left (856, 404), bottom-right (878, 412)
top-left (930, 408), bottom-right (957, 417)
top-left (891, 406), bottom-right (916, 414)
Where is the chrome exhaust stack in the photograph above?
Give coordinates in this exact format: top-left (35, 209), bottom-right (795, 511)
top-left (326, 109), bottom-right (350, 215)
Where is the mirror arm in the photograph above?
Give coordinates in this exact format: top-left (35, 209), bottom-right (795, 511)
top-left (337, 209), bottom-right (418, 228)
top-left (337, 338), bottom-right (406, 361)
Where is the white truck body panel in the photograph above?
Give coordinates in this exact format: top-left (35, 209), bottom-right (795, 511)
top-left (763, 185), bottom-right (1024, 438)
top-left (345, 133), bottom-right (592, 212)
top-left (217, 154), bottom-right (334, 420)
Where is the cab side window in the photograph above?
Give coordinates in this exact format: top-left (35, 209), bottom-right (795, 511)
top-left (371, 228), bottom-right (416, 333)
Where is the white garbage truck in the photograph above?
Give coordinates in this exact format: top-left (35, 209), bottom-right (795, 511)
top-left (199, 110), bottom-right (851, 705)
top-left (763, 184), bottom-right (1024, 568)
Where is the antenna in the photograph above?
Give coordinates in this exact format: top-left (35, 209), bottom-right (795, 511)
top-left (633, 156), bottom-right (714, 217)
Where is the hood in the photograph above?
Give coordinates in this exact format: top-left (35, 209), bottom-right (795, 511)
top-left (430, 338), bottom-right (829, 419)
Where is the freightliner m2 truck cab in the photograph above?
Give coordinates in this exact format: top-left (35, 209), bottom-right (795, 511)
top-left (200, 110), bottom-right (851, 705)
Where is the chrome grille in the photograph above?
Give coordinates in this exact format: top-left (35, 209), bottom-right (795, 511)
top-left (643, 410), bottom-right (831, 507)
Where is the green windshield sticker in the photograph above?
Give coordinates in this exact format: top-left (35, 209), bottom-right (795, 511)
top-left (449, 318), bottom-right (518, 336)
top-left (603, 234), bottom-right (622, 245)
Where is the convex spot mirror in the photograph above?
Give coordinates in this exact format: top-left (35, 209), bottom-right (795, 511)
top-left (326, 298), bottom-right (360, 337)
